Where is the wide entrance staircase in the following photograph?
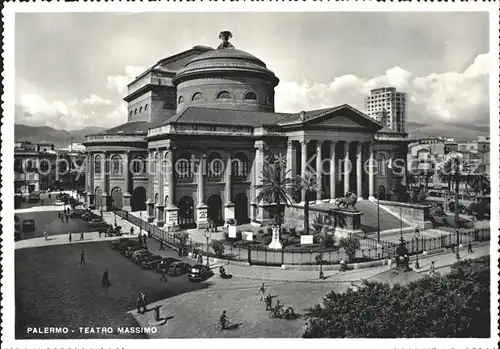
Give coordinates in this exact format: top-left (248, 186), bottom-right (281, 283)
top-left (356, 200), bottom-right (410, 234)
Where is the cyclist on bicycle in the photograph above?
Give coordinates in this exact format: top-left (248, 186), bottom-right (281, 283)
top-left (220, 310), bottom-right (229, 329)
top-left (274, 300), bottom-right (283, 315)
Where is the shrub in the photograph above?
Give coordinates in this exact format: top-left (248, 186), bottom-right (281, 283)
top-left (257, 229), bottom-right (265, 235)
top-left (338, 236), bottom-right (361, 262)
top-left (289, 227), bottom-right (297, 237)
top-left (324, 235), bottom-right (335, 248)
top-left (210, 240), bottom-right (225, 257)
top-left (173, 231), bottom-right (190, 249)
top-left (304, 256), bottom-right (490, 338)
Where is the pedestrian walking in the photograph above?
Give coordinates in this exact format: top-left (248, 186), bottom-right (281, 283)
top-left (80, 231), bottom-right (84, 241)
top-left (141, 292), bottom-right (148, 310)
top-left (197, 253), bottom-right (203, 264)
top-left (66, 215), bottom-right (69, 223)
top-left (43, 231), bottom-right (49, 241)
top-left (69, 232), bottom-right (72, 242)
top-left (265, 293), bottom-right (277, 311)
top-left (130, 227), bottom-right (134, 235)
top-left (468, 241), bottom-right (473, 253)
top-left (101, 269), bottom-right (111, 288)
top-left (258, 283), bottom-right (266, 301)
top-left (160, 270), bottom-right (168, 282)
top-left (159, 239), bottom-right (165, 251)
top-left (387, 257), bottom-right (392, 270)
top-left (429, 261), bottom-right (435, 276)
top-left (148, 229), bottom-right (151, 239)
top-left (98, 230), bottom-right (102, 238)
top-left (80, 250), bottom-right (85, 266)
top-left (339, 258), bottom-right (346, 272)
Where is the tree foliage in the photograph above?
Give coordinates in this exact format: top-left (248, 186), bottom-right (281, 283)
top-left (338, 236), bottom-right (360, 261)
top-left (304, 256), bottom-right (490, 338)
top-left (296, 171), bottom-right (322, 235)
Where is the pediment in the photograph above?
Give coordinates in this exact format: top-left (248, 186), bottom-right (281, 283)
top-left (306, 105), bottom-right (382, 132)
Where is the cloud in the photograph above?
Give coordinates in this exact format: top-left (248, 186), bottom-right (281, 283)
top-left (16, 94), bottom-right (126, 131)
top-left (81, 94), bottom-right (112, 106)
top-left (106, 65), bottom-right (145, 95)
top-left (275, 52), bottom-right (489, 125)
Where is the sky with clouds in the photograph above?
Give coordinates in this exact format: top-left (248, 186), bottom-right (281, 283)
top-left (15, 12), bottom-right (489, 131)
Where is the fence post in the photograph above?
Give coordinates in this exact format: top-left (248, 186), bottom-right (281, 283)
top-left (281, 249), bottom-right (284, 266)
top-left (247, 246), bottom-right (251, 265)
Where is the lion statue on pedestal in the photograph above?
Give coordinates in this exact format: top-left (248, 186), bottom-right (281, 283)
top-left (335, 191), bottom-right (358, 210)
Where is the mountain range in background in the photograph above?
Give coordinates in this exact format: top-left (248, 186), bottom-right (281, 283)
top-left (15, 124), bottom-right (107, 149)
top-left (14, 121), bottom-right (490, 149)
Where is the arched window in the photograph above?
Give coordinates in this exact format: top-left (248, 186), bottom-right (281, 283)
top-left (111, 155), bottom-right (123, 175)
top-left (207, 152), bottom-right (223, 181)
top-left (134, 109), bottom-right (138, 115)
top-left (139, 106), bottom-right (143, 113)
top-left (129, 111), bottom-right (133, 117)
top-left (244, 91), bottom-right (257, 100)
top-left (192, 92), bottom-right (206, 101)
top-left (131, 156), bottom-right (146, 176)
top-left (94, 155), bottom-right (102, 175)
top-left (178, 96), bottom-right (184, 104)
top-left (216, 91), bottom-right (233, 100)
top-left (144, 104), bottom-right (148, 111)
top-left (232, 152), bottom-right (249, 178)
top-left (177, 151), bottom-right (194, 182)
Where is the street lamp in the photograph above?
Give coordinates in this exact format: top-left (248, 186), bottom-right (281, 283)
top-left (414, 228), bottom-right (420, 269)
top-left (204, 229), bottom-right (212, 267)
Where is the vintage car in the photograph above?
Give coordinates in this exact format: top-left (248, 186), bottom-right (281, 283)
top-left (22, 219), bottom-right (36, 232)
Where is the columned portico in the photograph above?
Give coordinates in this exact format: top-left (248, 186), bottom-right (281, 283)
top-left (102, 151), bottom-right (111, 211)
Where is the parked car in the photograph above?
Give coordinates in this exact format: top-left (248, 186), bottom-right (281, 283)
top-left (168, 261), bottom-right (191, 276)
top-left (89, 219), bottom-right (110, 229)
top-left (22, 219), bottom-right (36, 232)
top-left (156, 258), bottom-right (180, 273)
top-left (28, 192), bottom-right (41, 203)
top-left (133, 251), bottom-right (153, 264)
top-left (118, 241), bottom-right (141, 254)
top-left (124, 245), bottom-right (146, 257)
top-left (188, 264), bottom-right (214, 282)
top-left (141, 255), bottom-right (163, 269)
top-left (111, 238), bottom-right (132, 249)
top-left (143, 257), bottom-right (168, 270)
top-left (52, 200), bottom-right (65, 206)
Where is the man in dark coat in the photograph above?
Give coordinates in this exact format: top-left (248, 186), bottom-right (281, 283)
top-left (101, 269), bottom-right (111, 288)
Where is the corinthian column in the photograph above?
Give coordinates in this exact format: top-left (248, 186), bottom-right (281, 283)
top-left (368, 143), bottom-right (375, 199)
top-left (329, 141), bottom-right (336, 202)
top-left (356, 143), bottom-right (363, 199)
top-left (300, 140), bottom-right (308, 204)
top-left (316, 140), bottom-right (322, 203)
top-left (343, 141), bottom-right (350, 196)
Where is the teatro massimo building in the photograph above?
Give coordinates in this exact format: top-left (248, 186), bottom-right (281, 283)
top-left (83, 32), bottom-right (409, 231)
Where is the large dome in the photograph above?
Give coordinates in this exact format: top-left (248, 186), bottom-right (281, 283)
top-left (172, 31), bottom-right (279, 113)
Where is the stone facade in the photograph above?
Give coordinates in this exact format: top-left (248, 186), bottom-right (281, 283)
top-left (83, 32), bottom-right (409, 232)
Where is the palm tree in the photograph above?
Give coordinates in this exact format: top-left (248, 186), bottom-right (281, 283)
top-left (254, 153), bottom-right (295, 234)
top-left (437, 154), bottom-right (469, 260)
top-left (406, 172), bottom-right (418, 189)
top-left (296, 171), bottom-right (322, 235)
top-left (468, 173), bottom-right (490, 196)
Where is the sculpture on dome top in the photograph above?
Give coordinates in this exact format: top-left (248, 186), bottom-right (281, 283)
top-left (218, 31), bottom-right (235, 49)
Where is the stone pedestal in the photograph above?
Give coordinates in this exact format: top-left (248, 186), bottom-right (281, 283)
top-left (166, 206), bottom-right (180, 232)
top-left (123, 192), bottom-right (131, 212)
top-left (147, 201), bottom-right (155, 223)
top-left (101, 193), bottom-right (111, 211)
top-left (156, 205), bottom-right (165, 227)
top-left (329, 209), bottom-right (364, 238)
top-left (268, 226), bottom-right (283, 250)
top-left (87, 193), bottom-right (95, 209)
top-left (196, 204), bottom-right (209, 229)
top-left (224, 202), bottom-right (235, 220)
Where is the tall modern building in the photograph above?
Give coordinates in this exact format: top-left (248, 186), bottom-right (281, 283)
top-left (365, 87), bottom-right (407, 133)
